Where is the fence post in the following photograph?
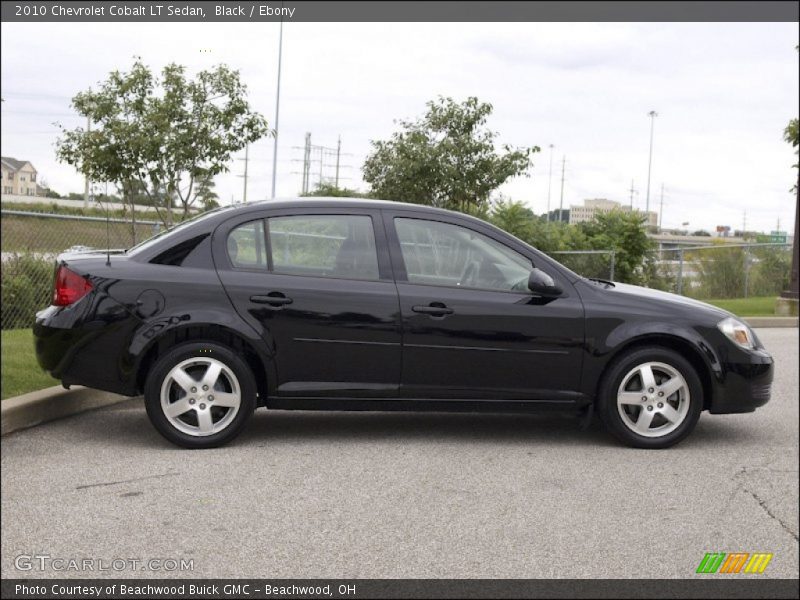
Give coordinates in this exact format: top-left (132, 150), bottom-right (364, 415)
top-left (743, 246), bottom-right (750, 299)
top-left (677, 249), bottom-right (684, 295)
top-left (609, 251), bottom-right (615, 281)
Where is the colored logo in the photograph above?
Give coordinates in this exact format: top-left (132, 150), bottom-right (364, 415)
top-left (696, 552), bottom-right (773, 574)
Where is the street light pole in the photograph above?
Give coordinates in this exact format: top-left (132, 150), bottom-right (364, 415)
top-left (558, 155), bottom-right (566, 222)
top-left (645, 110), bottom-right (658, 214)
top-left (270, 14), bottom-right (284, 200)
top-left (546, 144), bottom-right (554, 222)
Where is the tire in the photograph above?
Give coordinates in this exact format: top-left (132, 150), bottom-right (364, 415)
top-left (597, 347), bottom-right (702, 449)
top-left (144, 342), bottom-right (256, 449)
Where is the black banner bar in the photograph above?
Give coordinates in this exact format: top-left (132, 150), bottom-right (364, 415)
top-left (1, 1), bottom-right (798, 23)
top-left (2, 579), bottom-right (800, 599)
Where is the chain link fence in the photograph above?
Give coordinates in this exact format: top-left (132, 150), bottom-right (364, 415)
top-left (1, 209), bottom-right (795, 330)
top-left (656, 243), bottom-right (793, 299)
top-left (549, 250), bottom-right (616, 281)
top-left (549, 243), bottom-right (793, 301)
top-left (1, 210), bottom-right (161, 329)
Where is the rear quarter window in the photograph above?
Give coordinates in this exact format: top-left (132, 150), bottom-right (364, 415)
top-left (227, 220), bottom-right (267, 269)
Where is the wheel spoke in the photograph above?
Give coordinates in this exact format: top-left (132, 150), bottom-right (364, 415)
top-left (639, 365), bottom-right (656, 391)
top-left (618, 392), bottom-right (644, 405)
top-left (635, 408), bottom-right (655, 432)
top-left (213, 392), bottom-right (239, 408)
top-left (196, 409), bottom-right (214, 434)
top-left (165, 398), bottom-right (192, 418)
top-left (203, 362), bottom-right (223, 389)
top-left (659, 376), bottom-right (684, 399)
top-left (171, 367), bottom-right (197, 393)
top-left (660, 404), bottom-right (681, 424)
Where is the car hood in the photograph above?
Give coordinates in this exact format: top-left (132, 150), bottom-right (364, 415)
top-left (605, 281), bottom-right (731, 320)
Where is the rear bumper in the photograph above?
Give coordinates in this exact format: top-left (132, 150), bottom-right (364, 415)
top-left (34, 301), bottom-right (140, 397)
top-left (708, 348), bottom-right (774, 414)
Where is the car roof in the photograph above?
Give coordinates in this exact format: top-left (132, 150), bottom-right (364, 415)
top-left (235, 197), bottom-right (450, 214)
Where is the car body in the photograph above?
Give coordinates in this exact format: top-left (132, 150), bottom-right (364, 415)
top-left (34, 198), bottom-right (774, 448)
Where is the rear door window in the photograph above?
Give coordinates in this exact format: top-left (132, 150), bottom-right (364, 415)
top-left (267, 215), bottom-right (380, 281)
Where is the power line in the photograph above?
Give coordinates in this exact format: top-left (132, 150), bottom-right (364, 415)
top-left (292, 132), bottom-right (353, 194)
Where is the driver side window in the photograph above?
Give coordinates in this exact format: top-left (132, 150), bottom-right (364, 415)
top-left (394, 218), bottom-right (532, 291)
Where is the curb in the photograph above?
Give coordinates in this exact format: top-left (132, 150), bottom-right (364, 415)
top-left (1, 385), bottom-right (133, 436)
top-left (743, 317), bottom-right (799, 328)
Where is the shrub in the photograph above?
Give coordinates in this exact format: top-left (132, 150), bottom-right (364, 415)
top-left (1, 255), bottom-right (54, 330)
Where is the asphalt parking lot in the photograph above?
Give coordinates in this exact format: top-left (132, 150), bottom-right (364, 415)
top-left (1, 328), bottom-right (797, 579)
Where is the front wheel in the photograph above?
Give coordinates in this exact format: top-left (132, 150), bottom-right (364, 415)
top-left (144, 342), bottom-right (256, 448)
top-left (597, 347), bottom-right (702, 449)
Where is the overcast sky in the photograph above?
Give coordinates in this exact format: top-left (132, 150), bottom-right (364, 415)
top-left (1, 21), bottom-right (797, 233)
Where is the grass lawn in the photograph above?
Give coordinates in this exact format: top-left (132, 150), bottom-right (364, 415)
top-left (1, 329), bottom-right (57, 400)
top-left (703, 296), bottom-right (777, 317)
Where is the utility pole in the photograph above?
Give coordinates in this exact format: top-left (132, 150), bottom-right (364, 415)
top-left (83, 116), bottom-right (91, 209)
top-left (546, 144), bottom-right (554, 222)
top-left (658, 183), bottom-right (665, 231)
top-left (238, 145), bottom-right (250, 203)
top-left (302, 133), bottom-right (311, 194)
top-left (558, 156), bottom-right (566, 222)
top-left (629, 179), bottom-right (637, 209)
top-left (270, 15), bottom-right (284, 199)
top-left (742, 210), bottom-right (747, 237)
top-left (645, 110), bottom-right (658, 214)
top-left (335, 136), bottom-right (341, 188)
top-left (293, 133), bottom-right (351, 194)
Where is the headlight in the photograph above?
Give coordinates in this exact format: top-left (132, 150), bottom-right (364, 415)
top-left (717, 317), bottom-right (756, 350)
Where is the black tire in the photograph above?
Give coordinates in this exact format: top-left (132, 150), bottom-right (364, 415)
top-left (144, 342), bottom-right (256, 449)
top-left (597, 347), bottom-right (703, 449)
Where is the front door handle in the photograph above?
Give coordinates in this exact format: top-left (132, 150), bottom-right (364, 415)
top-left (412, 302), bottom-right (454, 316)
top-left (250, 292), bottom-right (293, 307)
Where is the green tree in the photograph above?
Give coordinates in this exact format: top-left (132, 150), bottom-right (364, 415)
top-left (195, 173), bottom-right (219, 211)
top-left (362, 97), bottom-right (537, 213)
top-left (578, 210), bottom-right (654, 284)
top-left (301, 183), bottom-right (367, 198)
top-left (56, 58), bottom-right (269, 227)
top-left (489, 199), bottom-right (536, 243)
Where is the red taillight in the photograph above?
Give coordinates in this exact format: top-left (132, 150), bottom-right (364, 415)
top-left (52, 266), bottom-right (93, 307)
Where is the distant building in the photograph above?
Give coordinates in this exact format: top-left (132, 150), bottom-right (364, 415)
top-left (1, 157), bottom-right (40, 196)
top-left (569, 198), bottom-right (657, 228)
top-left (545, 208), bottom-right (570, 223)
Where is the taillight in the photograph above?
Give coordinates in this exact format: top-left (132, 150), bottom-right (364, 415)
top-left (53, 266), bottom-right (93, 307)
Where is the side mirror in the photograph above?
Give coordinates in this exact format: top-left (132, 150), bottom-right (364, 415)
top-left (528, 268), bottom-right (563, 297)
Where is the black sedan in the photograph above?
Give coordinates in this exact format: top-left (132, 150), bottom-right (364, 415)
top-left (34, 198), bottom-right (774, 449)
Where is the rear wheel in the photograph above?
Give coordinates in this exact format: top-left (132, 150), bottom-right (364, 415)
top-left (144, 342), bottom-right (256, 448)
top-left (597, 347), bottom-right (702, 449)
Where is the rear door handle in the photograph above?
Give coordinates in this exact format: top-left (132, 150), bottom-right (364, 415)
top-left (250, 292), bottom-right (293, 307)
top-left (412, 303), bottom-right (453, 316)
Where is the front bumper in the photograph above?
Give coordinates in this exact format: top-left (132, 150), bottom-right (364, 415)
top-left (708, 347), bottom-right (774, 414)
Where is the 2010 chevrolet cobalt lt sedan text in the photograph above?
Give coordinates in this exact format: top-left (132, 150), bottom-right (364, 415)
top-left (34, 199), bottom-right (774, 449)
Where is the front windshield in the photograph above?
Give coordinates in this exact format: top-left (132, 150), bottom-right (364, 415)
top-left (126, 206), bottom-right (234, 255)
